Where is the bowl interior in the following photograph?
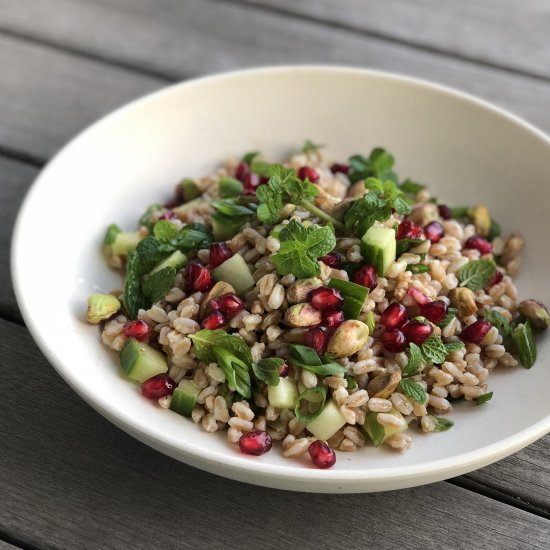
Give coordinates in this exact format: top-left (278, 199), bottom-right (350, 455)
top-left (13, 67), bottom-right (550, 492)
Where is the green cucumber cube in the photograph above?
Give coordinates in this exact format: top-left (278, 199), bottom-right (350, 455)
top-left (361, 225), bottom-right (396, 276)
top-left (327, 278), bottom-right (369, 319)
top-left (109, 231), bottom-right (142, 257)
top-left (119, 338), bottom-right (168, 383)
top-left (267, 378), bottom-right (298, 409)
top-left (211, 212), bottom-right (249, 241)
top-left (306, 400), bottom-right (346, 441)
top-left (150, 250), bottom-right (187, 275)
top-left (212, 253), bottom-right (255, 295)
top-left (170, 380), bottom-right (201, 417)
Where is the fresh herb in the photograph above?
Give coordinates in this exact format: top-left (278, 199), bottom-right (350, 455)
top-left (444, 340), bottom-right (465, 354)
top-left (345, 375), bottom-right (358, 390)
top-left (302, 139), bottom-right (324, 154)
top-left (219, 176), bottom-right (243, 198)
top-left (212, 199), bottom-right (255, 217)
top-left (400, 179), bottom-right (425, 195)
top-left (450, 206), bottom-right (469, 219)
top-left (484, 309), bottom-right (511, 339)
top-left (103, 223), bottom-right (121, 245)
top-left (241, 150), bottom-right (260, 165)
top-left (178, 179), bottom-right (201, 202)
top-left (213, 346), bottom-right (251, 398)
top-left (487, 218), bottom-right (501, 240)
top-left (347, 148), bottom-right (398, 184)
top-left (457, 259), bottom-right (496, 291)
top-left (153, 220), bottom-right (179, 241)
top-left (402, 343), bottom-right (424, 376)
top-left (363, 411), bottom-right (386, 447)
top-left (288, 344), bottom-right (346, 376)
top-left (138, 204), bottom-right (163, 231)
top-left (141, 266), bottom-right (177, 303)
top-left (327, 278), bottom-right (369, 319)
top-left (396, 238), bottom-right (423, 257)
top-left (476, 392), bottom-right (493, 405)
top-left (399, 379), bottom-right (427, 404)
top-left (408, 264), bottom-right (429, 274)
top-left (431, 416), bottom-right (454, 431)
top-left (438, 307), bottom-right (458, 328)
top-left (123, 251), bottom-right (149, 319)
top-left (421, 335), bottom-right (449, 365)
top-left (251, 357), bottom-right (283, 386)
top-left (511, 321), bottom-right (537, 368)
top-left (294, 386), bottom-right (327, 422)
top-left (365, 311), bottom-right (376, 334)
top-left (271, 220), bottom-right (336, 278)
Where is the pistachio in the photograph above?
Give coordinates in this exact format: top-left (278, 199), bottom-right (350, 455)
top-left (367, 371), bottom-right (402, 399)
top-left (86, 293), bottom-right (121, 324)
top-left (286, 278), bottom-right (323, 304)
top-left (199, 281), bottom-right (235, 319)
top-left (284, 303), bottom-right (322, 328)
top-left (468, 204), bottom-right (491, 237)
top-left (408, 203), bottom-right (439, 226)
top-left (518, 299), bottom-right (550, 331)
top-left (450, 287), bottom-right (478, 317)
top-left (326, 320), bottom-right (370, 358)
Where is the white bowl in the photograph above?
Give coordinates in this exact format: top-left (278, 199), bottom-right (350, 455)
top-left (12, 66), bottom-right (550, 493)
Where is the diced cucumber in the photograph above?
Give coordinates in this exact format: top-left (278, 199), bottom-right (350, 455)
top-left (361, 225), bottom-right (396, 276)
top-left (211, 212), bottom-right (249, 241)
top-left (212, 253), bottom-right (255, 295)
top-left (178, 178), bottom-right (201, 202)
top-left (362, 408), bottom-right (406, 447)
top-left (150, 250), bottom-right (187, 275)
top-left (119, 338), bottom-right (168, 383)
top-left (170, 380), bottom-right (200, 417)
top-left (328, 278), bottom-right (369, 319)
top-left (109, 231), bottom-right (142, 257)
top-left (267, 378), bottom-right (298, 409)
top-left (306, 400), bottom-right (346, 441)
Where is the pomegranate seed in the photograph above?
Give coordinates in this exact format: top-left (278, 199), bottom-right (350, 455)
top-left (123, 320), bottom-right (150, 342)
top-left (381, 302), bottom-right (407, 329)
top-left (278, 362), bottom-right (290, 377)
top-left (211, 293), bottom-right (245, 319)
top-left (318, 252), bottom-right (343, 268)
top-left (141, 374), bottom-right (176, 400)
top-left (353, 265), bottom-right (378, 290)
top-left (184, 262), bottom-right (212, 292)
top-left (438, 204), bottom-right (452, 220)
top-left (202, 310), bottom-right (226, 329)
top-left (424, 221), bottom-right (444, 243)
top-left (459, 319), bottom-right (492, 345)
top-left (158, 209), bottom-right (177, 221)
top-left (298, 166), bottom-right (320, 183)
top-left (464, 235), bottom-right (492, 255)
top-left (323, 310), bottom-right (345, 328)
top-left (330, 163), bottom-right (350, 175)
top-left (235, 161), bottom-right (250, 182)
top-left (308, 287), bottom-right (343, 311)
top-left (408, 287), bottom-right (430, 305)
top-left (380, 328), bottom-right (407, 352)
top-left (304, 326), bottom-right (329, 355)
top-left (402, 320), bottom-right (433, 345)
top-left (488, 270), bottom-right (503, 287)
top-left (243, 173), bottom-right (260, 195)
top-left (308, 440), bottom-right (336, 469)
top-left (397, 220), bottom-right (423, 240)
top-left (209, 242), bottom-right (233, 268)
top-left (239, 431), bottom-right (272, 455)
top-left (418, 300), bottom-right (448, 324)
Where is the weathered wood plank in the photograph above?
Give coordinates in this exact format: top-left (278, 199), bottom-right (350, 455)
top-left (238, 0), bottom-right (550, 80)
top-left (0, 318), bottom-right (548, 550)
top-left (0, 157), bottom-right (38, 324)
top-left (0, 541), bottom-right (21, 550)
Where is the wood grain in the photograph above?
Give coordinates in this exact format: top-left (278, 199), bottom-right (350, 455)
top-left (239, 0), bottom-right (550, 80)
top-left (1, 318), bottom-right (549, 550)
top-left (0, 541), bottom-right (21, 550)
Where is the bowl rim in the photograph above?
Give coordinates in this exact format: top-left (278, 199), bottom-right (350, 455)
top-left (11, 65), bottom-right (550, 490)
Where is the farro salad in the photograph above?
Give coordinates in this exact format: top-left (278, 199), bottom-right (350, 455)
top-left (86, 142), bottom-right (549, 469)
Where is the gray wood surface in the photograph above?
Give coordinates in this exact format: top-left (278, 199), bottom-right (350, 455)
top-left (241, 0), bottom-right (550, 79)
top-left (0, 542), bottom-right (21, 550)
top-left (1, 318), bottom-right (549, 550)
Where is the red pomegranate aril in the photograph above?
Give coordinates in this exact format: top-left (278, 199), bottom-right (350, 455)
top-left (424, 221), bottom-right (444, 243)
top-left (408, 287), bottom-right (430, 305)
top-left (418, 300), bottom-right (448, 324)
top-left (123, 320), bottom-right (150, 342)
top-left (459, 319), bottom-right (492, 345)
top-left (211, 293), bottom-right (245, 319)
top-left (318, 252), bottom-right (343, 268)
top-left (209, 242), bottom-right (233, 268)
top-left (278, 362), bottom-right (290, 377)
top-left (243, 173), bottom-right (260, 195)
top-left (438, 204), bottom-right (452, 220)
top-left (202, 310), bottom-right (226, 330)
top-left (396, 220), bottom-right (423, 240)
top-left (381, 302), bottom-right (407, 329)
top-left (324, 310), bottom-right (345, 328)
top-left (353, 265), bottom-right (378, 291)
top-left (330, 163), bottom-right (350, 175)
top-left (488, 270), bottom-right (503, 287)
top-left (239, 431), bottom-right (272, 456)
top-left (235, 161), bottom-right (250, 182)
top-left (158, 209), bottom-right (177, 221)
top-left (141, 374), bottom-right (176, 400)
top-left (308, 440), bottom-right (336, 469)
top-left (380, 328), bottom-right (407, 352)
top-left (184, 262), bottom-right (212, 292)
top-left (298, 166), bottom-right (320, 183)
top-left (402, 320), bottom-right (433, 345)
top-left (308, 287), bottom-right (344, 311)
top-left (304, 326), bottom-right (329, 355)
top-left (464, 235), bottom-right (492, 255)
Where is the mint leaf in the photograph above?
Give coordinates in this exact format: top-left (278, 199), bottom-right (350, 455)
top-left (444, 340), bottom-right (465, 354)
top-left (457, 259), bottom-right (496, 291)
top-left (438, 307), bottom-right (458, 328)
top-left (393, 196), bottom-right (412, 215)
top-left (142, 266), bottom-right (177, 303)
top-left (421, 335), bottom-right (449, 365)
top-left (399, 379), bottom-right (427, 404)
top-left (396, 238), bottom-right (423, 256)
top-left (476, 392), bottom-right (493, 405)
top-left (348, 148), bottom-right (398, 184)
top-left (153, 220), bottom-right (178, 242)
top-left (294, 386), bottom-right (327, 422)
top-left (138, 204), bottom-right (163, 231)
top-left (403, 343), bottom-right (424, 376)
top-left (289, 344), bottom-right (322, 366)
top-left (400, 179), bottom-right (425, 195)
top-left (431, 416), bottom-right (454, 431)
top-left (291, 359), bottom-right (346, 376)
top-left (213, 346), bottom-right (251, 399)
top-left (256, 184), bottom-right (284, 224)
top-left (103, 223), bottom-right (121, 246)
top-left (484, 309), bottom-right (511, 339)
top-left (212, 199), bottom-right (254, 217)
top-left (345, 375), bottom-right (358, 390)
top-left (271, 220), bottom-right (336, 278)
top-left (123, 250), bottom-right (149, 319)
top-left (302, 139), bottom-right (324, 153)
top-left (252, 357), bottom-right (283, 386)
top-left (364, 412), bottom-right (386, 447)
top-left (241, 150), bottom-right (260, 165)
top-left (219, 176), bottom-right (243, 198)
top-left (172, 224), bottom-right (212, 252)
top-left (190, 329), bottom-right (253, 365)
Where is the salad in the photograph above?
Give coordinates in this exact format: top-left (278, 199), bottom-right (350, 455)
top-left (86, 142), bottom-right (549, 469)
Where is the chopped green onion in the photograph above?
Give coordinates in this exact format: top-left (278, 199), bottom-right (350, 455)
top-left (408, 264), bottom-right (429, 274)
top-left (512, 321), bottom-right (537, 368)
top-left (438, 307), bottom-right (458, 329)
top-left (327, 278), bottom-right (369, 319)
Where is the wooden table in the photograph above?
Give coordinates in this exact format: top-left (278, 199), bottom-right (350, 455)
top-left (1, 1), bottom-right (549, 548)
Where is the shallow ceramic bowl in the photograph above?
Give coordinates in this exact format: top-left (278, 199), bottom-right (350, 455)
top-left (12, 67), bottom-right (550, 492)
